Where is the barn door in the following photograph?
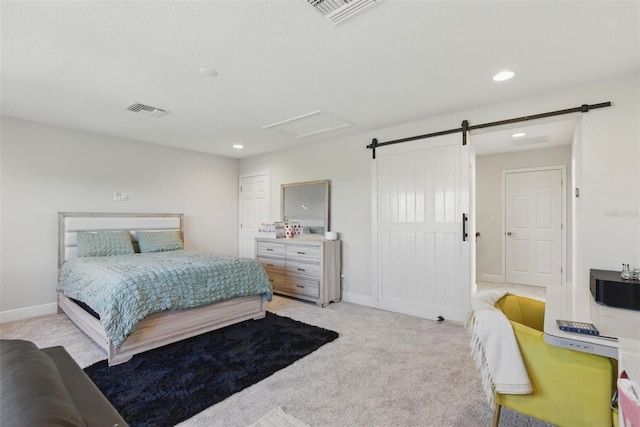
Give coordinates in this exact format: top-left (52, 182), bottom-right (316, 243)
top-left (373, 134), bottom-right (471, 322)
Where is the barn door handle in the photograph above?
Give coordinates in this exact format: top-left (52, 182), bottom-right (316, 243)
top-left (462, 213), bottom-right (468, 241)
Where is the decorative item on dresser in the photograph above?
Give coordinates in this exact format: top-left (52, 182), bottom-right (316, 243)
top-left (256, 237), bottom-right (341, 307)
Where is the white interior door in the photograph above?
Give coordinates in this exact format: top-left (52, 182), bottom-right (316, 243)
top-left (373, 134), bottom-right (471, 322)
top-left (505, 168), bottom-right (563, 286)
top-left (239, 172), bottom-right (270, 259)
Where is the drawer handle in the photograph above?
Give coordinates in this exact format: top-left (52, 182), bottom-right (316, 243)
top-left (266, 264), bottom-right (274, 267)
top-left (296, 285), bottom-right (305, 288)
top-left (297, 268), bottom-right (306, 272)
top-left (266, 248), bottom-right (274, 251)
top-left (297, 251), bottom-right (306, 254)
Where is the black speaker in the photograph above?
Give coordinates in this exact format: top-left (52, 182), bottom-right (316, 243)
top-left (590, 269), bottom-right (640, 311)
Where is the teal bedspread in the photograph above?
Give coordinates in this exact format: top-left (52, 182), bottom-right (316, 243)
top-left (57, 250), bottom-right (272, 348)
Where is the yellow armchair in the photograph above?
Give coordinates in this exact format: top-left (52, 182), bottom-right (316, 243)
top-left (494, 294), bottom-right (617, 427)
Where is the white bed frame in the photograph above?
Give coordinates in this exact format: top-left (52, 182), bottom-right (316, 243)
top-left (58, 212), bottom-right (267, 366)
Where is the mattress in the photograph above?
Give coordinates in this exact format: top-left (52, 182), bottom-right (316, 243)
top-left (58, 250), bottom-right (272, 348)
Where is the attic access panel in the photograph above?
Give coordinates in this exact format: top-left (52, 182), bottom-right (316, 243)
top-left (263, 110), bottom-right (352, 138)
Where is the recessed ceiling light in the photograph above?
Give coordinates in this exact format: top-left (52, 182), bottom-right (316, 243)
top-left (199, 68), bottom-right (218, 77)
top-left (493, 71), bottom-right (515, 82)
top-left (512, 132), bottom-right (526, 138)
top-left (232, 144), bottom-right (244, 149)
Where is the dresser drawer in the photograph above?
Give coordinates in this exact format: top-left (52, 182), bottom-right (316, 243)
top-left (262, 265), bottom-right (286, 281)
top-left (258, 257), bottom-right (285, 276)
top-left (286, 260), bottom-right (320, 278)
top-left (258, 257), bottom-right (285, 269)
top-left (257, 241), bottom-right (285, 258)
top-left (257, 256), bottom-right (285, 290)
top-left (285, 245), bottom-right (321, 262)
top-left (287, 276), bottom-right (319, 298)
top-left (267, 273), bottom-right (286, 292)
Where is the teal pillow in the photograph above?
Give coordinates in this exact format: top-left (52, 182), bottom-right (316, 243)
top-left (77, 231), bottom-right (134, 257)
top-left (136, 230), bottom-right (183, 253)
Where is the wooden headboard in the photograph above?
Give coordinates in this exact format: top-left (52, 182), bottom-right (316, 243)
top-left (58, 212), bottom-right (183, 267)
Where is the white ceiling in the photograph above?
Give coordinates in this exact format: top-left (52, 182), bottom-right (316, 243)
top-left (472, 117), bottom-right (579, 155)
top-left (1, 1), bottom-right (639, 159)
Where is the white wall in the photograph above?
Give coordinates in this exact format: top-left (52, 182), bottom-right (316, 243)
top-left (574, 74), bottom-right (640, 288)
top-left (2, 74), bottom-right (637, 319)
top-left (240, 73), bottom-right (639, 306)
top-left (476, 146), bottom-right (572, 283)
top-left (239, 137), bottom-right (373, 303)
top-left (0, 117), bottom-right (239, 319)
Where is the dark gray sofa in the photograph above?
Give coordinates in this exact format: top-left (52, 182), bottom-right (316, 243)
top-left (0, 339), bottom-right (128, 427)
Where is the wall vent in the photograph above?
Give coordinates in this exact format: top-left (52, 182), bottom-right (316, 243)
top-left (307, 0), bottom-right (381, 25)
top-left (127, 102), bottom-right (167, 118)
top-left (510, 136), bottom-right (549, 146)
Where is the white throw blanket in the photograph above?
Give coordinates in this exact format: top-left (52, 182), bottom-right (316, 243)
top-left (466, 290), bottom-right (533, 405)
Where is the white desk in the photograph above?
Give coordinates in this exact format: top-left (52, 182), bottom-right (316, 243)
top-left (544, 284), bottom-right (640, 384)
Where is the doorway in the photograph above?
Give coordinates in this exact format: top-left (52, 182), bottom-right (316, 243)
top-left (238, 172), bottom-right (270, 259)
top-left (473, 118), bottom-right (577, 289)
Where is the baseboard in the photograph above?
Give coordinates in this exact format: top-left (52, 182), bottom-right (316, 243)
top-left (0, 302), bottom-right (57, 323)
top-left (341, 292), bottom-right (377, 307)
top-left (477, 273), bottom-right (503, 283)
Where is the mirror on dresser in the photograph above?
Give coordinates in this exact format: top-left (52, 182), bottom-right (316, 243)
top-left (281, 179), bottom-right (329, 235)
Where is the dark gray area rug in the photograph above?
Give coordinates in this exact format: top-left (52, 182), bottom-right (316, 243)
top-left (84, 312), bottom-right (338, 427)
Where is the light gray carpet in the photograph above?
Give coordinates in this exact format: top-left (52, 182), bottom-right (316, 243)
top-left (0, 296), bottom-right (551, 427)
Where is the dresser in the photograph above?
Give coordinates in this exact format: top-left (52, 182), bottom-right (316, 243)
top-left (256, 238), bottom-right (341, 307)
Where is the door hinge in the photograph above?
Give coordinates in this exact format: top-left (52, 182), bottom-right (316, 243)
top-left (240, 223), bottom-right (243, 229)
top-left (240, 186), bottom-right (243, 192)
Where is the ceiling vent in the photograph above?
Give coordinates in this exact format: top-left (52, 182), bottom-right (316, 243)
top-left (307, 0), bottom-right (382, 25)
top-left (511, 136), bottom-right (549, 146)
top-left (127, 102), bottom-right (167, 118)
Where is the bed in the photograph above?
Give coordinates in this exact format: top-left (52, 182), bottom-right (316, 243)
top-left (57, 212), bottom-right (272, 366)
